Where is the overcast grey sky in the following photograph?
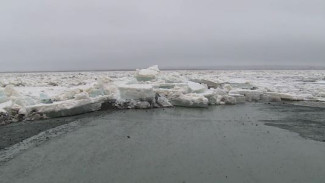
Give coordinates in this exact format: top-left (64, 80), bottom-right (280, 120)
top-left (0, 0), bottom-right (324, 71)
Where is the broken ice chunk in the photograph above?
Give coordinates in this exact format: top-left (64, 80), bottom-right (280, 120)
top-left (170, 93), bottom-right (209, 108)
top-left (4, 85), bottom-right (19, 97)
top-left (135, 65), bottom-right (160, 81)
top-left (118, 84), bottom-right (155, 100)
top-left (0, 88), bottom-right (9, 103)
top-left (40, 92), bottom-right (53, 104)
top-left (74, 92), bottom-right (90, 100)
top-left (187, 81), bottom-right (207, 93)
top-left (155, 94), bottom-right (173, 107)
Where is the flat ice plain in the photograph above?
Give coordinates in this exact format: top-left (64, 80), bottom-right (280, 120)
top-left (0, 66), bottom-right (325, 124)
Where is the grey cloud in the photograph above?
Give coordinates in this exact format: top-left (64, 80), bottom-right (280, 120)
top-left (0, 0), bottom-right (324, 71)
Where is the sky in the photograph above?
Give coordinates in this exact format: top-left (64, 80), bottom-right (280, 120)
top-left (0, 0), bottom-right (324, 71)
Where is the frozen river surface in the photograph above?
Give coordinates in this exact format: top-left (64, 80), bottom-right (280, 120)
top-left (1, 67), bottom-right (325, 124)
top-left (0, 103), bottom-right (325, 183)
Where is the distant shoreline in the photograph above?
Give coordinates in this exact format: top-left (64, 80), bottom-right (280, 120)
top-left (1, 65), bottom-right (325, 74)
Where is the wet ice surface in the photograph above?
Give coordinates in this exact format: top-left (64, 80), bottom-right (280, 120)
top-left (259, 102), bottom-right (325, 142)
top-left (0, 103), bottom-right (325, 183)
top-left (1, 67), bottom-right (325, 124)
top-left (0, 110), bottom-right (116, 150)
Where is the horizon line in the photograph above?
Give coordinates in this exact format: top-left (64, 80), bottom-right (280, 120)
top-left (1, 65), bottom-right (325, 74)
